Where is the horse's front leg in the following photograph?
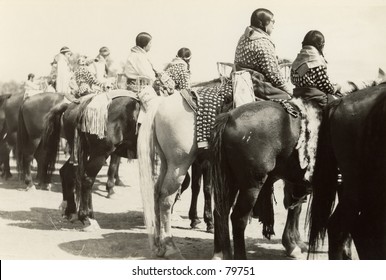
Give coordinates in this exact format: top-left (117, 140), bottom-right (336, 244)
top-left (202, 162), bottom-right (214, 233)
top-left (78, 155), bottom-right (105, 231)
top-left (189, 160), bottom-right (202, 229)
top-left (282, 183), bottom-right (308, 258)
top-left (60, 159), bottom-right (77, 222)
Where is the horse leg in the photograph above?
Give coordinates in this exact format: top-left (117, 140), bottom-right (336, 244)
top-left (23, 152), bottom-right (35, 191)
top-left (34, 141), bottom-right (52, 191)
top-left (157, 164), bottom-right (191, 259)
top-left (78, 154), bottom-right (105, 230)
top-left (114, 156), bottom-right (125, 186)
top-left (282, 183), bottom-right (307, 258)
top-left (59, 159), bottom-right (77, 221)
top-left (213, 187), bottom-right (238, 260)
top-left (202, 162), bottom-right (214, 233)
top-left (189, 160), bottom-right (202, 229)
top-left (0, 142), bottom-right (12, 179)
top-left (106, 153), bottom-right (120, 198)
top-left (231, 183), bottom-right (262, 260)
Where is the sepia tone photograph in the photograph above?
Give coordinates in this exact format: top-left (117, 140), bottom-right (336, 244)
top-left (1, 0), bottom-right (385, 264)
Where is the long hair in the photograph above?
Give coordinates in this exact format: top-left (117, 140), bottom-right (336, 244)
top-left (302, 30), bottom-right (325, 56)
top-left (250, 8), bottom-right (274, 33)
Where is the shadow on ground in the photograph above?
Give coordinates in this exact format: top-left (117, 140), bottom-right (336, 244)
top-left (0, 207), bottom-right (145, 231)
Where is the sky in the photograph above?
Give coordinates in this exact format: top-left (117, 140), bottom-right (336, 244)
top-left (1, 0), bottom-right (386, 84)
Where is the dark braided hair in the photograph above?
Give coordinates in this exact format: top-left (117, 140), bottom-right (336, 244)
top-left (302, 30), bottom-right (325, 56)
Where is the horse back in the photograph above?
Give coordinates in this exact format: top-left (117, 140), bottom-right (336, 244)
top-left (224, 101), bottom-right (301, 179)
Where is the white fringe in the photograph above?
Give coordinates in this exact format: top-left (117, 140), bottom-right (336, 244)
top-left (292, 98), bottom-right (322, 182)
top-left (80, 93), bottom-right (111, 139)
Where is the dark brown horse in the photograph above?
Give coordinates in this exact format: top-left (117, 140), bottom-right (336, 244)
top-left (209, 100), bottom-right (313, 259)
top-left (308, 83), bottom-right (386, 259)
top-left (17, 92), bottom-right (65, 189)
top-left (40, 91), bottom-right (140, 224)
top-left (0, 92), bottom-right (23, 179)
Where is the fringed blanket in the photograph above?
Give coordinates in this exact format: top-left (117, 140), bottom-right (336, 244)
top-left (80, 93), bottom-right (111, 139)
top-left (291, 98), bottom-right (323, 182)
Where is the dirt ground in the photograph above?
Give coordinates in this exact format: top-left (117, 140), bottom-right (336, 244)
top-left (0, 152), bottom-right (355, 260)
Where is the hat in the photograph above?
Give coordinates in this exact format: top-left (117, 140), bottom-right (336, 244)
top-left (60, 46), bottom-right (72, 54)
top-left (99, 46), bottom-right (110, 56)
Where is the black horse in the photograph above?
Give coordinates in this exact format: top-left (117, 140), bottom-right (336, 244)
top-left (209, 99), bottom-right (316, 259)
top-left (308, 83), bottom-right (386, 259)
top-left (40, 91), bottom-right (140, 224)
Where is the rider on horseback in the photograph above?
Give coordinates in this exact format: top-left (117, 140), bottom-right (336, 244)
top-left (164, 48), bottom-right (192, 91)
top-left (291, 30), bottom-right (342, 108)
top-left (234, 8), bottom-right (292, 97)
top-left (74, 55), bottom-right (108, 98)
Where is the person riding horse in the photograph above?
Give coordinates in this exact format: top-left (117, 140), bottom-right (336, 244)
top-left (291, 30), bottom-right (342, 108)
top-left (164, 48), bottom-right (192, 91)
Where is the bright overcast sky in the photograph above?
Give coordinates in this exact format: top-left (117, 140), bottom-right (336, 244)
top-left (1, 0), bottom-right (386, 83)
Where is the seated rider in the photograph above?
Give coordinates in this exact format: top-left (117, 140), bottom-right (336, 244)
top-left (74, 55), bottom-right (107, 99)
top-left (291, 30), bottom-right (341, 109)
top-left (234, 8), bottom-right (292, 99)
top-left (24, 73), bottom-right (43, 100)
top-left (164, 47), bottom-right (192, 91)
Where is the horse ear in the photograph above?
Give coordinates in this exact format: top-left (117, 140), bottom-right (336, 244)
top-left (378, 68), bottom-right (386, 84)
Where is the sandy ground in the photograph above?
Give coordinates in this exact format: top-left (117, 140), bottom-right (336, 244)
top-left (0, 152), bottom-right (352, 260)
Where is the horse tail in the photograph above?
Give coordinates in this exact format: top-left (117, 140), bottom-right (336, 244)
top-left (307, 104), bottom-right (339, 257)
top-left (137, 99), bottom-right (162, 250)
top-left (210, 112), bottom-right (232, 248)
top-left (16, 106), bottom-right (28, 177)
top-left (41, 102), bottom-right (69, 179)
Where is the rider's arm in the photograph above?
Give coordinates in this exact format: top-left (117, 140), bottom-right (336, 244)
top-left (309, 66), bottom-right (335, 95)
top-left (255, 38), bottom-right (289, 93)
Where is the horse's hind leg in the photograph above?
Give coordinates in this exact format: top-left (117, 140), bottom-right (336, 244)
top-left (35, 141), bottom-right (52, 191)
top-left (78, 154), bottom-right (106, 226)
top-left (113, 156), bottom-right (125, 186)
top-left (231, 180), bottom-right (264, 259)
top-left (106, 153), bottom-right (120, 198)
top-left (157, 163), bottom-right (191, 259)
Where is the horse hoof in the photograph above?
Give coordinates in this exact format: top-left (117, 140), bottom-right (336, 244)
top-left (115, 179), bottom-right (125, 187)
top-left (287, 246), bottom-right (303, 259)
top-left (212, 252), bottom-right (223, 260)
top-left (25, 185), bottom-right (36, 191)
top-left (106, 189), bottom-right (115, 199)
top-left (206, 226), bottom-right (214, 234)
top-left (190, 219), bottom-right (201, 229)
top-left (82, 219), bottom-right (101, 232)
top-left (42, 184), bottom-right (52, 191)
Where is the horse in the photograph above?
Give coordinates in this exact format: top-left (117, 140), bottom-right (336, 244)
top-left (40, 91), bottom-right (140, 223)
top-left (173, 156), bottom-right (214, 233)
top-left (0, 92), bottom-right (24, 179)
top-left (208, 99), bottom-right (315, 259)
top-left (14, 92), bottom-right (125, 192)
top-left (137, 78), bottom-right (309, 259)
top-left (308, 83), bottom-right (386, 259)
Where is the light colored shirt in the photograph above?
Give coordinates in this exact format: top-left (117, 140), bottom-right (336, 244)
top-left (124, 46), bottom-right (156, 82)
top-left (56, 53), bottom-right (72, 93)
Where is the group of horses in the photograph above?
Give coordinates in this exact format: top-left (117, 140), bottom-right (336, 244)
top-left (0, 67), bottom-right (385, 260)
